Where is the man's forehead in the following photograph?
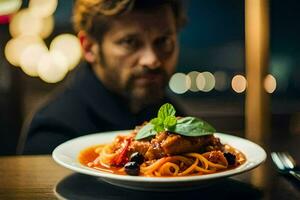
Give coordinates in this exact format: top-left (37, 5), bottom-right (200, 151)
top-left (107, 5), bottom-right (176, 36)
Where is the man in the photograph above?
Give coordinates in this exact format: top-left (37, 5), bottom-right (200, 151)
top-left (21, 0), bottom-right (187, 154)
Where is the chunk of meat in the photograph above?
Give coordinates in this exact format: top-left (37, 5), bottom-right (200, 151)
top-left (202, 150), bottom-right (228, 166)
top-left (161, 134), bottom-right (204, 155)
top-left (129, 131), bottom-right (224, 160)
top-left (129, 140), bottom-right (151, 156)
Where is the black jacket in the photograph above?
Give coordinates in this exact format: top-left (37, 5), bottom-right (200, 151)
top-left (22, 63), bottom-right (184, 154)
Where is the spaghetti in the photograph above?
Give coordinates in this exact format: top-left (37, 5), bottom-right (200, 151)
top-left (79, 132), bottom-right (246, 177)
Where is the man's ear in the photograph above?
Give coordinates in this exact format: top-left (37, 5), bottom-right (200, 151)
top-left (78, 31), bottom-right (98, 63)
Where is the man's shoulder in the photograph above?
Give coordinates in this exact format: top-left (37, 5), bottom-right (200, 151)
top-left (39, 89), bottom-right (84, 119)
top-left (31, 83), bottom-right (96, 134)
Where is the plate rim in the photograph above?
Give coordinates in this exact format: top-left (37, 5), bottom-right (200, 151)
top-left (52, 130), bottom-right (267, 183)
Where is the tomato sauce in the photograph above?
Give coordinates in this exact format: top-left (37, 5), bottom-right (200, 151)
top-left (78, 145), bottom-right (126, 175)
top-left (78, 145), bottom-right (100, 166)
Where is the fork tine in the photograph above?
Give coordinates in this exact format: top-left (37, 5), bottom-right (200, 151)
top-left (276, 152), bottom-right (290, 169)
top-left (278, 152), bottom-right (294, 169)
top-left (271, 152), bottom-right (285, 171)
top-left (283, 152), bottom-right (296, 166)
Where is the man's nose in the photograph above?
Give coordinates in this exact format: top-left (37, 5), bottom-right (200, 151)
top-left (138, 47), bottom-right (161, 69)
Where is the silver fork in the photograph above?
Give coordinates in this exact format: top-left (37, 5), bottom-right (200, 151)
top-left (271, 152), bottom-right (300, 181)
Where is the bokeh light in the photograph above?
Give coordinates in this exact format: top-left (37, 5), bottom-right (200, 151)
top-left (37, 50), bottom-right (69, 83)
top-left (40, 15), bottom-right (54, 39)
top-left (4, 36), bottom-right (43, 66)
top-left (264, 74), bottom-right (277, 93)
top-left (9, 9), bottom-right (43, 37)
top-left (4, 0), bottom-right (68, 83)
top-left (187, 71), bottom-right (200, 92)
top-left (0, 0), bottom-right (22, 15)
top-left (169, 73), bottom-right (191, 94)
top-left (50, 34), bottom-right (82, 70)
top-left (29, 0), bottom-right (58, 18)
top-left (196, 73), bottom-right (205, 91)
top-left (231, 75), bottom-right (247, 93)
top-left (20, 43), bottom-right (48, 77)
top-left (197, 72), bottom-right (215, 92)
top-left (214, 71), bottom-right (229, 91)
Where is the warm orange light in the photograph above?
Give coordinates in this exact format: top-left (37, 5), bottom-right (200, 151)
top-left (264, 74), bottom-right (276, 93)
top-left (232, 75), bottom-right (247, 93)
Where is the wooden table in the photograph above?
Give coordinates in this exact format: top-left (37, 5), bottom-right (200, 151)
top-left (0, 156), bottom-right (71, 199)
top-left (1, 134), bottom-right (300, 200)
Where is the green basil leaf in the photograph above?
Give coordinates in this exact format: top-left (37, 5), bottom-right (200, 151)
top-left (163, 116), bottom-right (177, 129)
top-left (150, 117), bottom-right (163, 126)
top-left (155, 125), bottom-right (165, 132)
top-left (135, 123), bottom-right (157, 140)
top-left (136, 103), bottom-right (217, 140)
top-left (174, 117), bottom-right (215, 137)
top-left (151, 117), bottom-right (164, 132)
top-left (158, 103), bottom-right (176, 120)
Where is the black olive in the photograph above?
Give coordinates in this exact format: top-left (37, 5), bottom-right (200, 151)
top-left (124, 162), bottom-right (140, 176)
top-left (130, 152), bottom-right (144, 165)
top-left (224, 152), bottom-right (236, 165)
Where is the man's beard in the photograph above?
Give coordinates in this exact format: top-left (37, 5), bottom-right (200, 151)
top-left (124, 67), bottom-right (169, 107)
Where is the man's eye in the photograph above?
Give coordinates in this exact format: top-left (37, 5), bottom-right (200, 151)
top-left (117, 37), bottom-right (140, 49)
top-left (155, 36), bottom-right (174, 53)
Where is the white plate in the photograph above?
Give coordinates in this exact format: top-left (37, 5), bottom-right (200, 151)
top-left (52, 130), bottom-right (266, 191)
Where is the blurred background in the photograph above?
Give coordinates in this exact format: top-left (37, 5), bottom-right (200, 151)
top-left (0, 0), bottom-right (299, 155)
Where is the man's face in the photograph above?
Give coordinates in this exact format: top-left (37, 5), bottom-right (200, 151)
top-left (94, 5), bottom-right (179, 106)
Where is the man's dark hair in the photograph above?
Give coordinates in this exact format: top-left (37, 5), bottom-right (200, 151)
top-left (73, 0), bottom-right (187, 42)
